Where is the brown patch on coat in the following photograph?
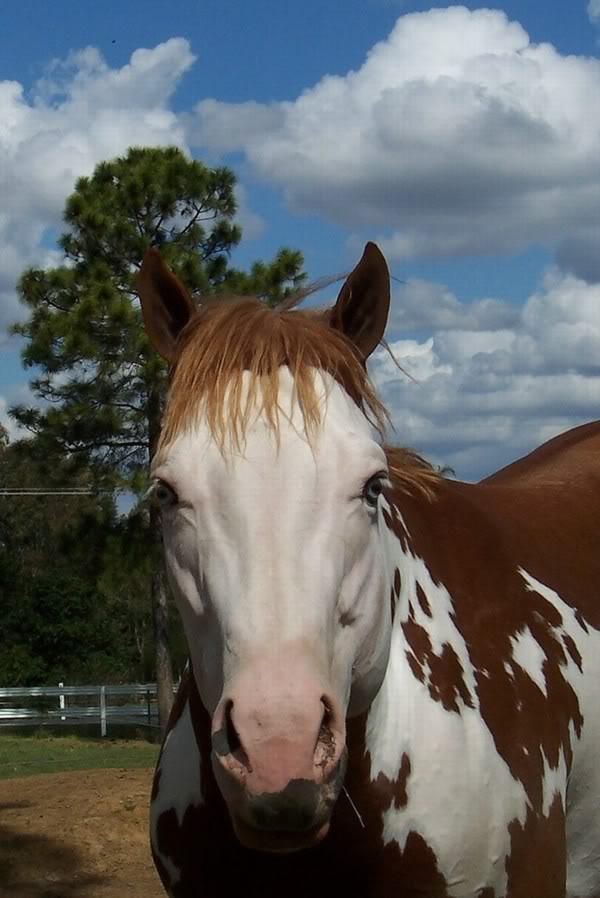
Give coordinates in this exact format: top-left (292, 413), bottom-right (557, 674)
top-left (405, 651), bottom-right (426, 683)
top-left (379, 831), bottom-right (449, 897)
top-left (401, 619), bottom-right (473, 713)
top-left (575, 610), bottom-right (589, 633)
top-left (427, 643), bottom-right (474, 712)
top-left (562, 633), bottom-right (582, 671)
top-left (416, 582), bottom-right (432, 617)
top-left (401, 617), bottom-right (433, 677)
top-left (505, 795), bottom-right (566, 898)
top-left (392, 753), bottom-right (411, 809)
top-left (390, 568), bottom-right (402, 619)
top-left (383, 419), bottom-right (600, 815)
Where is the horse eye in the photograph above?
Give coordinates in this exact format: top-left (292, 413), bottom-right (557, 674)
top-left (155, 480), bottom-right (178, 507)
top-left (363, 475), bottom-right (385, 508)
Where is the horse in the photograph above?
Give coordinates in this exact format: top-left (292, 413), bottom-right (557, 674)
top-left (136, 243), bottom-right (600, 898)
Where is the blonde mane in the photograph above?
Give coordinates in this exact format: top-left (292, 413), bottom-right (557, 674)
top-left (156, 296), bottom-right (440, 497)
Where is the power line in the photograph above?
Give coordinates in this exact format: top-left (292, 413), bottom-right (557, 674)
top-left (0, 488), bottom-right (95, 496)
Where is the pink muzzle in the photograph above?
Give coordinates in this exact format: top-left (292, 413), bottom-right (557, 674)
top-left (210, 655), bottom-right (347, 851)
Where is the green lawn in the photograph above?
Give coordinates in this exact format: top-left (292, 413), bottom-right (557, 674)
top-left (0, 730), bottom-right (160, 780)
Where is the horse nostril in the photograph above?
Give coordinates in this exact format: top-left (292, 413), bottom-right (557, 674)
top-left (314, 697), bottom-right (338, 774)
top-left (212, 700), bottom-right (251, 772)
top-left (213, 701), bottom-right (240, 756)
top-left (225, 701), bottom-right (241, 754)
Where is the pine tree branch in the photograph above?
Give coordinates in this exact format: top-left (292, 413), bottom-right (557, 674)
top-left (151, 215), bottom-right (165, 243)
top-left (176, 202), bottom-right (213, 241)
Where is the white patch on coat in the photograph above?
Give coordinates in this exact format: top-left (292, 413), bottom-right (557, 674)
top-left (368, 617), bottom-right (529, 896)
top-left (542, 748), bottom-right (567, 816)
top-left (150, 700), bottom-right (203, 888)
top-left (519, 569), bottom-right (600, 898)
top-left (509, 625), bottom-right (548, 695)
top-left (366, 546), bottom-right (600, 896)
top-left (368, 525), bottom-right (528, 897)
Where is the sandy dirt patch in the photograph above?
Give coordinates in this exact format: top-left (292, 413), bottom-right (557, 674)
top-left (0, 768), bottom-right (164, 898)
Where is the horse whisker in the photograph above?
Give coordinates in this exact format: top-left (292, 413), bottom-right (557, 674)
top-left (343, 786), bottom-right (365, 829)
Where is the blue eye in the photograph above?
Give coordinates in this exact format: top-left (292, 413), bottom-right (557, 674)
top-left (363, 475), bottom-right (385, 508)
top-left (155, 480), bottom-right (178, 507)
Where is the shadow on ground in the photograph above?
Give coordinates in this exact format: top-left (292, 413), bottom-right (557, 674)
top-left (0, 803), bottom-right (106, 898)
top-left (0, 769), bottom-right (163, 898)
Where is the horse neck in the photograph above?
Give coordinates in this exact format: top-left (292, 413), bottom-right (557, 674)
top-left (380, 484), bottom-right (442, 621)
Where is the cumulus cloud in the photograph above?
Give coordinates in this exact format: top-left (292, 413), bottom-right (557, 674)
top-left (188, 7), bottom-right (600, 277)
top-left (0, 38), bottom-right (272, 340)
top-left (0, 396), bottom-right (15, 441)
top-left (389, 278), bottom-right (520, 332)
top-left (0, 381), bottom-right (33, 442)
top-left (0, 39), bottom-right (195, 335)
top-left (556, 228), bottom-right (600, 284)
top-left (589, 0), bottom-right (600, 24)
top-left (371, 270), bottom-right (600, 480)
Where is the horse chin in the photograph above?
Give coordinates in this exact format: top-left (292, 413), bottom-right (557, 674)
top-left (231, 814), bottom-right (331, 854)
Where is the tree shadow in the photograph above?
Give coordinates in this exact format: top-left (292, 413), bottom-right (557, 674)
top-left (0, 802), bottom-right (107, 898)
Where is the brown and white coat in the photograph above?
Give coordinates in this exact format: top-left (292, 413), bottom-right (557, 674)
top-left (137, 244), bottom-right (600, 898)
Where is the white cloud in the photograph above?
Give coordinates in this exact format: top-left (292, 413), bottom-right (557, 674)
top-left (0, 38), bottom-right (195, 336)
top-left (0, 381), bottom-right (34, 443)
top-left (589, 0), bottom-right (600, 24)
top-left (371, 270), bottom-right (600, 480)
top-left (376, 337), bottom-right (452, 386)
top-left (188, 7), bottom-right (600, 278)
top-left (389, 278), bottom-right (520, 332)
top-left (234, 184), bottom-right (265, 241)
top-left (0, 396), bottom-right (14, 441)
top-left (0, 38), bottom-right (262, 342)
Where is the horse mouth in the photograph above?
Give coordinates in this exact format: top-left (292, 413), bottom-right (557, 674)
top-left (231, 814), bottom-right (331, 854)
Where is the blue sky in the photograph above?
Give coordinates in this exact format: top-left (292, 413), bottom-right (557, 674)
top-left (1, 1), bottom-right (600, 479)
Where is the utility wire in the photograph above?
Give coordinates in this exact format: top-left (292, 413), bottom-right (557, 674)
top-left (0, 488), bottom-right (95, 496)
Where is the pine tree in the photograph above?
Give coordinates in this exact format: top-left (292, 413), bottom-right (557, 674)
top-left (11, 146), bottom-right (306, 725)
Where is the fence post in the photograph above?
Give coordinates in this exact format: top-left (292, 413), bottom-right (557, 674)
top-left (58, 682), bottom-right (66, 721)
top-left (147, 688), bottom-right (151, 727)
top-left (100, 686), bottom-right (106, 737)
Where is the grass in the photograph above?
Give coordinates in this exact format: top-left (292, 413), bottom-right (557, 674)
top-left (0, 730), bottom-right (160, 780)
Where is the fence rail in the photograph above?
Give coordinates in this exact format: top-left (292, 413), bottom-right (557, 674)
top-left (0, 683), bottom-right (163, 735)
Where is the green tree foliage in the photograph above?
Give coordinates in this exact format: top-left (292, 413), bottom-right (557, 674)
top-left (0, 437), bottom-right (185, 686)
top-left (11, 146), bottom-right (306, 490)
top-left (0, 439), bottom-right (110, 576)
top-left (0, 572), bottom-right (111, 685)
top-left (97, 510), bottom-right (188, 683)
top-left (9, 146), bottom-right (306, 719)
top-left (0, 439), bottom-right (117, 685)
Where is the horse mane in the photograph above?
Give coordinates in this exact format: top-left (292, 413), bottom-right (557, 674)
top-left (156, 294), bottom-right (440, 498)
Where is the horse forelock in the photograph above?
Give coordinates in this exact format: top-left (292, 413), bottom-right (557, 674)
top-left (154, 295), bottom-right (441, 498)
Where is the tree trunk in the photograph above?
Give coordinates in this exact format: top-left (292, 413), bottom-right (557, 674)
top-left (148, 386), bottom-right (174, 733)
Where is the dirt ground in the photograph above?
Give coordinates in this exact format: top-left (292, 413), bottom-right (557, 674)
top-left (0, 768), bottom-right (165, 898)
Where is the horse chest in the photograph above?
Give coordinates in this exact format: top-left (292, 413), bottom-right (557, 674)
top-left (149, 690), bottom-right (553, 898)
top-left (361, 655), bottom-right (533, 897)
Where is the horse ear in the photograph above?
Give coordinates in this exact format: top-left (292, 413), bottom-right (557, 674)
top-left (137, 248), bottom-right (196, 362)
top-left (330, 242), bottom-right (390, 360)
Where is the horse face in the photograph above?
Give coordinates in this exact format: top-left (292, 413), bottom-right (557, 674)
top-left (153, 370), bottom-right (392, 851)
top-left (138, 242), bottom-right (392, 852)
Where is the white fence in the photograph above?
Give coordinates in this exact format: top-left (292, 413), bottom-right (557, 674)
top-left (0, 683), bottom-right (161, 735)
